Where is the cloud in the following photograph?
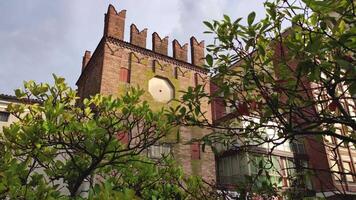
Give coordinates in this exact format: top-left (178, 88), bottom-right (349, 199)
top-left (0, 1), bottom-right (75, 94)
top-left (0, 0), bottom-right (266, 95)
top-left (172, 0), bottom-right (227, 41)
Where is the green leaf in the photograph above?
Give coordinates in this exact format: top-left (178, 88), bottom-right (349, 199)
top-left (338, 20), bottom-right (346, 34)
top-left (266, 2), bottom-right (276, 20)
top-left (194, 106), bottom-right (200, 116)
top-left (320, 21), bottom-right (327, 30)
top-left (205, 54), bottom-right (213, 66)
top-left (257, 44), bottom-right (265, 57)
top-left (179, 106), bottom-right (186, 116)
top-left (35, 143), bottom-right (41, 149)
top-left (203, 21), bottom-right (214, 31)
top-left (14, 89), bottom-right (25, 98)
top-left (223, 15), bottom-right (231, 23)
top-left (349, 82), bottom-right (356, 97)
top-left (248, 12), bottom-right (256, 26)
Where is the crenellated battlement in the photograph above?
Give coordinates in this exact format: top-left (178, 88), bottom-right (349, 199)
top-left (104, 5), bottom-right (126, 40)
top-left (152, 32), bottom-right (169, 56)
top-left (172, 40), bottom-right (188, 62)
top-left (130, 24), bottom-right (147, 48)
top-left (82, 50), bottom-right (91, 71)
top-left (102, 4), bottom-right (205, 67)
top-left (190, 37), bottom-right (205, 67)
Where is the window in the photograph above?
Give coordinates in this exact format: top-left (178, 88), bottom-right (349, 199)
top-left (0, 111), bottom-right (9, 122)
top-left (286, 159), bottom-right (296, 178)
top-left (191, 142), bottom-right (200, 160)
top-left (345, 126), bottom-right (355, 149)
top-left (250, 155), bottom-right (264, 175)
top-left (249, 155), bottom-right (283, 187)
top-left (217, 154), bottom-right (247, 185)
top-left (148, 144), bottom-right (171, 159)
top-left (218, 156), bottom-right (233, 184)
top-left (270, 156), bottom-right (283, 187)
top-left (217, 154), bottom-right (310, 189)
top-left (277, 140), bottom-right (292, 152)
top-left (280, 158), bottom-right (290, 187)
top-left (324, 135), bottom-right (333, 144)
top-left (330, 160), bottom-right (341, 181)
top-left (119, 67), bottom-right (130, 83)
top-left (148, 77), bottom-right (174, 103)
top-left (291, 141), bottom-right (305, 154)
top-left (300, 160), bottom-right (313, 189)
top-left (342, 161), bottom-right (354, 182)
top-left (334, 127), bottom-right (346, 147)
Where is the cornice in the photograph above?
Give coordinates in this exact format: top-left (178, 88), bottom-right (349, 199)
top-left (105, 36), bottom-right (208, 74)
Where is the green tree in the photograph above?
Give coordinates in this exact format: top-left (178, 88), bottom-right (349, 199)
top-left (172, 0), bottom-right (355, 198)
top-left (0, 75), bottom-right (215, 199)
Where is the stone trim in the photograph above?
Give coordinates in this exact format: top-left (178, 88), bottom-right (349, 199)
top-left (105, 36), bottom-right (208, 74)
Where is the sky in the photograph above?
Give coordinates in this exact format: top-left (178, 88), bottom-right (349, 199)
top-left (0, 0), bottom-right (266, 95)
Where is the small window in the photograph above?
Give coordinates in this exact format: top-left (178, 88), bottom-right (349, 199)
top-left (116, 132), bottom-right (129, 144)
top-left (148, 144), bottom-right (171, 159)
top-left (0, 111), bottom-right (10, 122)
top-left (194, 73), bottom-right (198, 87)
top-left (119, 68), bottom-right (130, 83)
top-left (191, 142), bottom-right (201, 160)
top-left (291, 141), bottom-right (305, 154)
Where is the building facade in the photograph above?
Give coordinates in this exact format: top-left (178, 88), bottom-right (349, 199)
top-left (76, 5), bottom-right (215, 181)
top-left (0, 95), bottom-right (18, 132)
top-left (209, 36), bottom-right (356, 199)
top-left (0, 94), bottom-right (40, 131)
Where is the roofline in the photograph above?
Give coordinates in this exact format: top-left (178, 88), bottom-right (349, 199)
top-left (106, 36), bottom-right (208, 73)
top-left (0, 94), bottom-right (42, 104)
top-left (76, 36), bottom-right (209, 86)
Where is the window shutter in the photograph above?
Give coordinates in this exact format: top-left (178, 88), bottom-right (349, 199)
top-left (119, 68), bottom-right (129, 83)
top-left (117, 132), bottom-right (129, 144)
top-left (194, 73), bottom-right (198, 87)
top-left (191, 142), bottom-right (200, 160)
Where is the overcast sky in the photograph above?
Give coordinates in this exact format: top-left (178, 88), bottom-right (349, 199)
top-left (0, 0), bottom-right (266, 95)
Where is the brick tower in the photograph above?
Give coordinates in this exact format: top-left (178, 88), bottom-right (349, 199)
top-left (76, 5), bottom-right (215, 181)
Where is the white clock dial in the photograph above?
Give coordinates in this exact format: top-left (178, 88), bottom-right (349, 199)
top-left (148, 77), bottom-right (174, 103)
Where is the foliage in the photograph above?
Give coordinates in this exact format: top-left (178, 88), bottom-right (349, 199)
top-left (172, 0), bottom-right (356, 198)
top-left (88, 156), bottom-right (216, 200)
top-left (0, 75), bottom-right (215, 199)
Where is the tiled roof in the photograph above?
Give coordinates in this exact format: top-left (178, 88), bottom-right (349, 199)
top-left (0, 93), bottom-right (42, 104)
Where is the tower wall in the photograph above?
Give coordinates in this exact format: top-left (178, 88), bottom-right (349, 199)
top-left (76, 4), bottom-right (214, 182)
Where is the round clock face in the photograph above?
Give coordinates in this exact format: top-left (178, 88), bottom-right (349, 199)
top-left (148, 77), bottom-right (174, 103)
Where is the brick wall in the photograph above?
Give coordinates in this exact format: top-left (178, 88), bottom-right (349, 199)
top-left (190, 37), bottom-right (205, 67)
top-left (77, 39), bottom-right (105, 99)
top-left (152, 32), bottom-right (168, 55)
top-left (76, 4), bottom-right (215, 182)
top-left (172, 40), bottom-right (188, 62)
top-left (130, 24), bottom-right (147, 48)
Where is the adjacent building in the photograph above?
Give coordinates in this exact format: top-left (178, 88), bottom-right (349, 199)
top-left (210, 34), bottom-right (356, 199)
top-left (0, 94), bottom-right (40, 131)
